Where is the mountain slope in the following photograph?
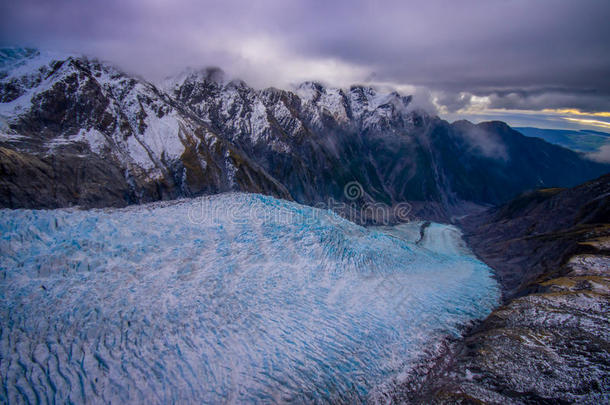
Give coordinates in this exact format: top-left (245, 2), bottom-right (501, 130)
top-left (1, 49), bottom-right (608, 218)
top-left (459, 173), bottom-right (610, 299)
top-left (419, 174), bottom-right (610, 404)
top-left (516, 126), bottom-right (610, 154)
top-left (0, 50), bottom-right (290, 208)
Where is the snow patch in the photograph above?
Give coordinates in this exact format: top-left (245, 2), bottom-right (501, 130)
top-left (139, 112), bottom-right (185, 162)
top-left (126, 133), bottom-right (155, 169)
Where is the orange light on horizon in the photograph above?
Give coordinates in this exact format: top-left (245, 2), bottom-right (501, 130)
top-left (561, 117), bottom-right (610, 129)
top-left (543, 108), bottom-right (610, 118)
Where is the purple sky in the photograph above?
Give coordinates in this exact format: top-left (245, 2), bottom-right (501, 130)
top-left (1, 0), bottom-right (609, 130)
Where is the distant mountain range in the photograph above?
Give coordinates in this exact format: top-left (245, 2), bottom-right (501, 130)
top-left (1, 48), bottom-right (608, 221)
top-left (515, 126), bottom-right (610, 158)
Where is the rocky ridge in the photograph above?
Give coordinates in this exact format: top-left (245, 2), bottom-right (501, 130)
top-left (418, 174), bottom-right (610, 404)
top-left (1, 48), bottom-right (608, 221)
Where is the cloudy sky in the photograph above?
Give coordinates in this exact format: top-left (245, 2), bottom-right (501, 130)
top-left (1, 0), bottom-right (609, 130)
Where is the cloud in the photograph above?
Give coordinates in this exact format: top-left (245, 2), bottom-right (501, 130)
top-left (458, 125), bottom-right (508, 160)
top-left (562, 117), bottom-right (610, 130)
top-left (433, 92), bottom-right (473, 113)
top-left (485, 91), bottom-right (610, 114)
top-left (219, 36), bottom-right (369, 89)
top-left (587, 144), bottom-right (610, 163)
top-left (444, 108), bottom-right (610, 132)
top-left (0, 0), bottom-right (609, 121)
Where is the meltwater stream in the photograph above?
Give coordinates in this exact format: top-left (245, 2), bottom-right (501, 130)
top-left (0, 194), bottom-right (499, 403)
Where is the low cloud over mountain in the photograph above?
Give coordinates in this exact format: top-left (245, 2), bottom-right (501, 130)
top-left (1, 0), bottom-right (609, 126)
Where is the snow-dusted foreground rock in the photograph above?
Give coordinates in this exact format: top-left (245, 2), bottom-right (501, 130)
top-left (0, 194), bottom-right (498, 403)
top-left (426, 242), bottom-right (610, 405)
top-left (424, 175), bottom-right (610, 404)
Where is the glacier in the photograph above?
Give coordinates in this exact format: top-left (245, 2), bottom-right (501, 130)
top-left (0, 194), bottom-right (499, 403)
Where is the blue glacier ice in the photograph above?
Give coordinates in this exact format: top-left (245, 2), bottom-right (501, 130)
top-left (0, 193), bottom-right (499, 403)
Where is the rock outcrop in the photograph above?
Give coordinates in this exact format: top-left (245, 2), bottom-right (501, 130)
top-left (420, 174), bottom-right (610, 404)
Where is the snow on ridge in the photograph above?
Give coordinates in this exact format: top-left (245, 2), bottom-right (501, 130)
top-left (294, 81), bottom-right (324, 103)
top-left (42, 128), bottom-right (108, 155)
top-left (0, 48), bottom-right (81, 84)
top-left (0, 49), bottom-right (78, 118)
top-left (0, 51), bottom-right (187, 173)
top-left (294, 81), bottom-right (413, 126)
top-left (0, 50), bottom-right (419, 176)
top-left (160, 66), bottom-right (227, 95)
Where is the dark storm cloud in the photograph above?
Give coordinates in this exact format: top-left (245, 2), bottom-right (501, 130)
top-left (486, 91), bottom-right (610, 113)
top-left (1, 0), bottom-right (609, 114)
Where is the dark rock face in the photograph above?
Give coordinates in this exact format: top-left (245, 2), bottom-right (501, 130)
top-left (1, 49), bottom-right (608, 221)
top-left (460, 173), bottom-right (610, 299)
top-left (419, 174), bottom-right (610, 404)
top-left (0, 147), bottom-right (134, 208)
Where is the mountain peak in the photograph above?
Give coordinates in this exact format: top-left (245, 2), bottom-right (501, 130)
top-left (1, 49), bottom-right (607, 219)
top-left (161, 66), bottom-right (227, 93)
top-left (294, 81), bottom-right (326, 103)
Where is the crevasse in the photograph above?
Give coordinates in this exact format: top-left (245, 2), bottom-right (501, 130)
top-left (0, 193), bottom-right (499, 403)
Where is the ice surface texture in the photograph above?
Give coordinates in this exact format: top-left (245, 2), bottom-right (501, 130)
top-left (0, 194), bottom-right (499, 403)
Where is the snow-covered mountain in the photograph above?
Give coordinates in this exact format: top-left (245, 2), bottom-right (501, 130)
top-left (1, 48), bottom-right (607, 220)
top-left (0, 49), bottom-right (290, 208)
